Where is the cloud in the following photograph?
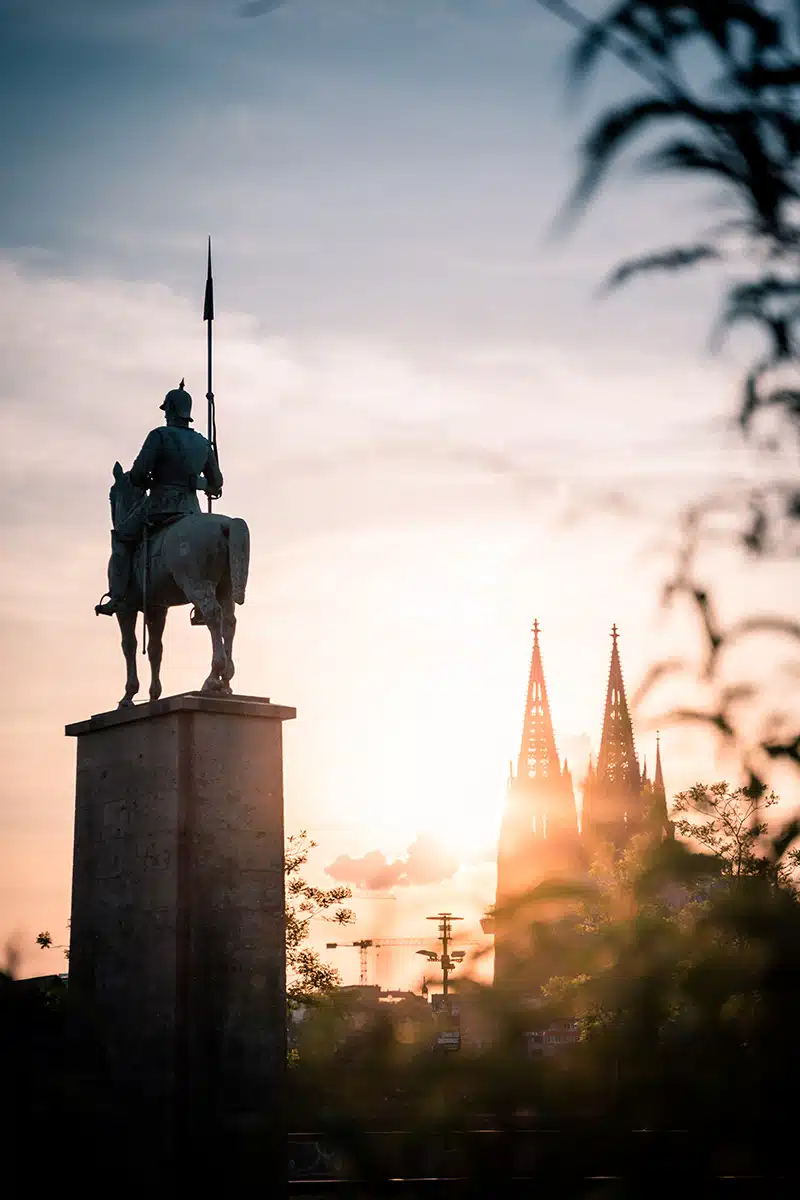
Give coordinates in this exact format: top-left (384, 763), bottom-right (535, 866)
top-left (326, 833), bottom-right (459, 890)
top-left (238, 0), bottom-right (288, 16)
top-left (0, 249), bottom-right (764, 646)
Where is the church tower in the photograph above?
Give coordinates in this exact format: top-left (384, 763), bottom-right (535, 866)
top-left (649, 733), bottom-right (674, 841)
top-left (494, 621), bottom-right (579, 988)
top-left (582, 625), bottom-right (644, 851)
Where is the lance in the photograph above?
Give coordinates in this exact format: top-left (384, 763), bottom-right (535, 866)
top-left (203, 235), bottom-right (217, 513)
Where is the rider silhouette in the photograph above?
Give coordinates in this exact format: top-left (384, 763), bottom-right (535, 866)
top-left (96, 381), bottom-right (223, 616)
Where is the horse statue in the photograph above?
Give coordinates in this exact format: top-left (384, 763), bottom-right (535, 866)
top-left (107, 461), bottom-right (250, 708)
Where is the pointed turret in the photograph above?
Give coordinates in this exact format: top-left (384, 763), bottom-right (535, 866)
top-left (498, 623), bottom-right (570, 893)
top-left (651, 732), bottom-right (673, 840)
top-left (508, 620), bottom-right (578, 841)
top-left (653, 735), bottom-right (664, 795)
top-left (582, 625), bottom-right (644, 850)
top-left (596, 624), bottom-right (639, 791)
top-left (495, 620), bottom-right (580, 990)
top-left (516, 620), bottom-right (560, 788)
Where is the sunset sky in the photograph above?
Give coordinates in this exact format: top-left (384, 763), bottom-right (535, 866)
top-left (1, 0), bottom-right (795, 986)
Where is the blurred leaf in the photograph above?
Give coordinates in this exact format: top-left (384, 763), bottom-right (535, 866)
top-left (771, 818), bottom-right (800, 862)
top-left (565, 96), bottom-right (691, 219)
top-left (606, 242), bottom-right (720, 290)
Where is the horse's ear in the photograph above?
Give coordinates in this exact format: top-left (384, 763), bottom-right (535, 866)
top-left (113, 461), bottom-right (124, 481)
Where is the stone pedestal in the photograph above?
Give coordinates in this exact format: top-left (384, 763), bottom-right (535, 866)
top-left (66, 690), bottom-right (295, 1149)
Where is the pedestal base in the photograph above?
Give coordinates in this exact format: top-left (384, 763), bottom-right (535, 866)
top-left (66, 690), bottom-right (295, 1145)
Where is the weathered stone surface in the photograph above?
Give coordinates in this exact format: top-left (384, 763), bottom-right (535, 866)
top-left (66, 691), bottom-right (295, 1135)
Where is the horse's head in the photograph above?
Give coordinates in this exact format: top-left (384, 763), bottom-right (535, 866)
top-left (110, 461), bottom-right (147, 535)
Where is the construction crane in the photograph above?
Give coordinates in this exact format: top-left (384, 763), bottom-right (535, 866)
top-left (325, 938), bottom-right (429, 986)
top-left (327, 920), bottom-right (476, 988)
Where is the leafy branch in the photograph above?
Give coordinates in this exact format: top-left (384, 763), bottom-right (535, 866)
top-left (286, 831), bottom-right (355, 999)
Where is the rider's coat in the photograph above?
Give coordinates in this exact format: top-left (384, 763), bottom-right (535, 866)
top-left (130, 423), bottom-right (223, 524)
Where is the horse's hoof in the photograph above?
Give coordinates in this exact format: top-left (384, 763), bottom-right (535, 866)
top-left (201, 677), bottom-right (232, 696)
top-left (118, 698), bottom-right (135, 709)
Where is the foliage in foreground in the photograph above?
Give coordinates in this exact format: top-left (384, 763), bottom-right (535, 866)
top-left (7, 788), bottom-right (800, 1186)
top-left (290, 784), bottom-right (800, 1182)
top-left (559, 0), bottom-right (800, 463)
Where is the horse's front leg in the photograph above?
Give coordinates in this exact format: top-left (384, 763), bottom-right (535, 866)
top-left (117, 610), bottom-right (139, 708)
top-left (147, 607), bottom-right (167, 702)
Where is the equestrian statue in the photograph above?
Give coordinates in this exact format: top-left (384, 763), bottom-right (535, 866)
top-left (96, 240), bottom-right (250, 707)
top-left (96, 380), bottom-right (249, 707)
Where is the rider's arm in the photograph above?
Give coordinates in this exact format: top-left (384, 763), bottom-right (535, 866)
top-left (204, 447), bottom-right (223, 499)
top-left (130, 430), bottom-right (161, 488)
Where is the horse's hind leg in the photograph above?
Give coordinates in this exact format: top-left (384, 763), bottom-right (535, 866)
top-left (117, 610), bottom-right (139, 708)
top-left (147, 607), bottom-right (167, 702)
top-left (221, 607), bottom-right (236, 687)
top-left (182, 582), bottom-right (228, 693)
top-left (219, 581), bottom-right (236, 687)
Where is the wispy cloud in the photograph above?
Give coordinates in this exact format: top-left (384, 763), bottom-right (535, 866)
top-left (238, 0), bottom-right (289, 16)
top-left (0, 251), bottom-right (757, 561)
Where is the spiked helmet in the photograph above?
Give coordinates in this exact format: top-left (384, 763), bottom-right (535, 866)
top-left (160, 378), bottom-right (193, 422)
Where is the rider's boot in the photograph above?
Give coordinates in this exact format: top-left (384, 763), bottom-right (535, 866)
top-left (96, 536), bottom-right (132, 616)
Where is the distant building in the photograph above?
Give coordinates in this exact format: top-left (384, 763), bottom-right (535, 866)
top-left (525, 1018), bottom-right (580, 1057)
top-left (494, 622), bottom-right (672, 991)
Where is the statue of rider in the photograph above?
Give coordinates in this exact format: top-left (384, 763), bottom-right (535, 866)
top-left (95, 381), bottom-right (223, 616)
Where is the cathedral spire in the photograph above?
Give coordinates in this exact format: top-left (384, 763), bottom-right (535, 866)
top-left (653, 732), bottom-right (664, 796)
top-left (494, 619), bottom-right (580, 991)
top-left (596, 624), bottom-right (639, 792)
top-left (651, 731), bottom-right (673, 840)
top-left (582, 624), bottom-right (642, 848)
top-left (516, 619), bottom-right (560, 783)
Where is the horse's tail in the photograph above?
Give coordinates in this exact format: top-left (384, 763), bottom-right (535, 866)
top-left (226, 517), bottom-right (250, 605)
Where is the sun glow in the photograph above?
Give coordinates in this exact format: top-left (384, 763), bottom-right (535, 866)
top-left (275, 513), bottom-right (670, 879)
